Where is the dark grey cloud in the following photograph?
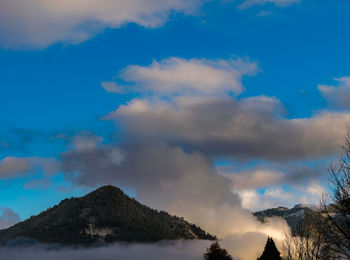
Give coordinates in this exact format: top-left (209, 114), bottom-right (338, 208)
top-left (0, 208), bottom-right (20, 230)
top-left (107, 96), bottom-right (350, 161)
top-left (62, 142), bottom-right (241, 213)
top-left (284, 165), bottom-right (326, 184)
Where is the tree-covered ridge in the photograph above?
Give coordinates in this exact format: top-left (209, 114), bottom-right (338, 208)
top-left (0, 185), bottom-right (216, 245)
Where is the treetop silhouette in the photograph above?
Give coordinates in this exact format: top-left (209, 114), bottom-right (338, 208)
top-left (258, 237), bottom-right (282, 260)
top-left (204, 241), bottom-right (233, 260)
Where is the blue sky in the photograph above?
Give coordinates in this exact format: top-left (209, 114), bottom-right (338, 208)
top-left (1, 0), bottom-right (350, 223)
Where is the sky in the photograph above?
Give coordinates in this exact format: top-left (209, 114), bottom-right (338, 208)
top-left (1, 0), bottom-right (350, 258)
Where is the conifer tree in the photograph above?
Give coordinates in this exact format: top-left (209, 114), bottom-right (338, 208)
top-left (258, 237), bottom-right (282, 260)
top-left (204, 241), bottom-right (233, 260)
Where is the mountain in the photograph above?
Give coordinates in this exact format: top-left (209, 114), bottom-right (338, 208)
top-left (254, 204), bottom-right (318, 234)
top-left (0, 185), bottom-right (215, 245)
top-left (255, 203), bottom-right (350, 237)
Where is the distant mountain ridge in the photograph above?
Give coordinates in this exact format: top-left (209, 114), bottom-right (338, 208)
top-left (254, 204), bottom-right (318, 234)
top-left (0, 185), bottom-right (215, 245)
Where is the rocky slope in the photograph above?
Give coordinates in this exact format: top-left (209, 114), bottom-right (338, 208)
top-left (0, 185), bottom-right (215, 245)
top-left (254, 204), bottom-right (318, 234)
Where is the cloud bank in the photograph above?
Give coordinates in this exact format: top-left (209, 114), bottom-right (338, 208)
top-left (108, 96), bottom-right (349, 161)
top-left (0, 0), bottom-right (201, 49)
top-left (102, 58), bottom-right (349, 162)
top-left (62, 140), bottom-right (290, 260)
top-left (0, 0), bottom-right (301, 49)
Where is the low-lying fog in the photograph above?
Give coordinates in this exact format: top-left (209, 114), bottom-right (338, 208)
top-left (0, 233), bottom-right (277, 260)
top-left (0, 241), bottom-right (210, 260)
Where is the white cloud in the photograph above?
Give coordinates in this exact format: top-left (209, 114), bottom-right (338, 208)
top-left (101, 82), bottom-right (124, 94)
top-left (298, 181), bottom-right (325, 205)
top-left (239, 188), bottom-right (294, 210)
top-left (72, 134), bottom-right (103, 151)
top-left (318, 77), bottom-right (350, 108)
top-left (0, 0), bottom-right (300, 49)
top-left (237, 180), bottom-right (326, 211)
top-left (222, 168), bottom-right (285, 189)
top-left (238, 190), bottom-right (262, 209)
top-left (104, 57), bottom-right (258, 96)
top-left (306, 181), bottom-right (325, 197)
top-left (239, 0), bottom-right (300, 9)
top-left (265, 188), bottom-right (294, 201)
top-left (0, 0), bottom-right (201, 49)
top-left (238, 188), bottom-right (293, 210)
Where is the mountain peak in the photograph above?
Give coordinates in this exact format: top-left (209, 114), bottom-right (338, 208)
top-left (94, 185), bottom-right (122, 192)
top-left (0, 185), bottom-right (215, 245)
top-left (86, 185), bottom-right (126, 198)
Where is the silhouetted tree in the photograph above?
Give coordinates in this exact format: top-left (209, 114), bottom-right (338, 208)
top-left (204, 241), bottom-right (233, 260)
top-left (319, 130), bottom-right (350, 259)
top-left (258, 237), bottom-right (282, 260)
top-left (282, 215), bottom-right (330, 260)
